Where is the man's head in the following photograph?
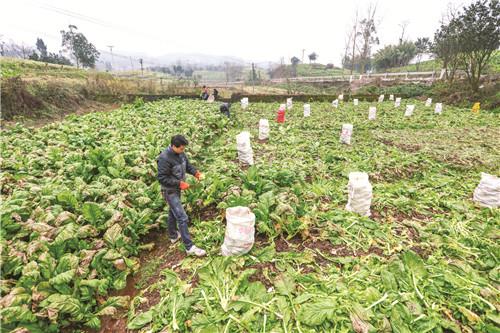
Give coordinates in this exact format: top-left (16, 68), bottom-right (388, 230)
top-left (171, 135), bottom-right (189, 154)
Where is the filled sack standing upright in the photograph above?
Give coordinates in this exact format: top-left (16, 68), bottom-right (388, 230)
top-left (378, 94), bottom-right (384, 103)
top-left (473, 173), bottom-right (500, 208)
top-left (286, 98), bottom-right (293, 110)
top-left (368, 106), bottom-right (377, 120)
top-left (236, 131), bottom-right (254, 165)
top-left (277, 104), bottom-right (286, 123)
top-left (340, 124), bottom-right (353, 145)
top-left (345, 172), bottom-right (372, 217)
top-left (332, 99), bottom-right (339, 108)
top-left (353, 99), bottom-right (359, 106)
top-left (389, 94), bottom-right (394, 101)
top-left (258, 119), bottom-right (270, 141)
top-left (472, 102), bottom-right (480, 113)
top-left (338, 94), bottom-right (344, 102)
top-left (425, 98), bottom-right (432, 107)
top-left (241, 97), bottom-right (249, 109)
top-left (395, 97), bottom-right (402, 108)
top-left (221, 206), bottom-right (255, 256)
top-left (405, 105), bottom-right (415, 117)
top-left (434, 103), bottom-right (443, 114)
top-left (303, 104), bottom-right (311, 117)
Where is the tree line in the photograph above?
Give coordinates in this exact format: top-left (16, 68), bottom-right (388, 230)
top-left (341, 0), bottom-right (498, 92)
top-left (1, 25), bottom-right (100, 69)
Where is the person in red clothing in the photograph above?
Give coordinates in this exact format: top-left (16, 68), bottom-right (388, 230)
top-left (156, 135), bottom-right (206, 256)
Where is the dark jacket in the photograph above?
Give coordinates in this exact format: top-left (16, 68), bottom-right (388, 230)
top-left (220, 103), bottom-right (230, 117)
top-left (157, 146), bottom-right (197, 191)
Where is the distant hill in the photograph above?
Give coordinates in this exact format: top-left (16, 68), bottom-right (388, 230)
top-left (156, 53), bottom-right (245, 65)
top-left (95, 51), bottom-right (247, 71)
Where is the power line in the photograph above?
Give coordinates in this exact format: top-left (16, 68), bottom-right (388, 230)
top-left (22, 0), bottom-right (191, 51)
top-left (29, 1), bottom-right (117, 29)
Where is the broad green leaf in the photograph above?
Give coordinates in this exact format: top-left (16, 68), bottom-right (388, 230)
top-left (402, 251), bottom-right (427, 279)
top-left (82, 202), bottom-right (104, 224)
top-left (57, 191), bottom-right (78, 209)
top-left (103, 224), bottom-right (123, 246)
top-left (297, 300), bottom-right (337, 326)
top-left (127, 311), bottom-right (153, 329)
top-left (49, 269), bottom-right (76, 285)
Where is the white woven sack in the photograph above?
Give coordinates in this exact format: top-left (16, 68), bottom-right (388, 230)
top-left (345, 172), bottom-right (372, 216)
top-left (221, 206), bottom-right (255, 256)
top-left (473, 173), bottom-right (500, 208)
top-left (340, 124), bottom-right (353, 145)
top-left (236, 131), bottom-right (254, 165)
top-left (258, 119), bottom-right (270, 140)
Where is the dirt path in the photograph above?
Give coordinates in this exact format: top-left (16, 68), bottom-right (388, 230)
top-left (86, 228), bottom-right (185, 333)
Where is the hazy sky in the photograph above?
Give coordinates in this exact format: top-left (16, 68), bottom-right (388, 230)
top-left (1, 0), bottom-right (473, 65)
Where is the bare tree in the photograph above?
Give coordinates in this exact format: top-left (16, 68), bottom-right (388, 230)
top-left (357, 4), bottom-right (379, 74)
top-left (1, 40), bottom-right (34, 58)
top-left (350, 9), bottom-right (359, 75)
top-left (433, 4), bottom-right (461, 82)
top-left (342, 26), bottom-right (354, 73)
top-left (398, 21), bottom-right (410, 45)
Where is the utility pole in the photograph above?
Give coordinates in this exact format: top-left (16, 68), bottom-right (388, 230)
top-left (107, 45), bottom-right (114, 70)
top-left (129, 56), bottom-right (134, 70)
top-left (251, 62), bottom-right (256, 93)
top-left (302, 49), bottom-right (305, 63)
top-left (139, 58), bottom-right (144, 76)
top-left (350, 10), bottom-right (358, 75)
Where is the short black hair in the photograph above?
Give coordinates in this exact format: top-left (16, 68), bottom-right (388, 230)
top-left (171, 135), bottom-right (189, 147)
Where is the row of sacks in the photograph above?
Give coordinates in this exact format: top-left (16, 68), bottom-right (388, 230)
top-left (241, 117), bottom-right (438, 158)
top-left (243, 95), bottom-right (440, 110)
top-left (333, 98), bottom-right (443, 114)
top-left (278, 102), bottom-right (440, 126)
top-left (331, 96), bottom-right (443, 113)
top-left (239, 122), bottom-right (353, 155)
top-left (221, 172), bottom-right (500, 256)
top-left (308, 103), bottom-right (443, 120)
top-left (242, 96), bottom-right (443, 117)
top-left (288, 100), bottom-right (442, 120)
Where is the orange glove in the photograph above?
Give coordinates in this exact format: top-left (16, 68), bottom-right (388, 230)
top-left (179, 181), bottom-right (190, 190)
top-left (194, 171), bottom-right (202, 181)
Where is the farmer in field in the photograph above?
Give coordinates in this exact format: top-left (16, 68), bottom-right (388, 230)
top-left (220, 102), bottom-right (231, 118)
top-left (213, 88), bottom-right (219, 100)
top-left (201, 85), bottom-right (209, 100)
top-left (157, 135), bottom-right (206, 256)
